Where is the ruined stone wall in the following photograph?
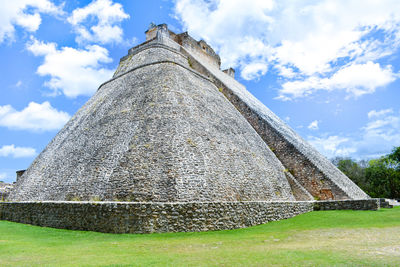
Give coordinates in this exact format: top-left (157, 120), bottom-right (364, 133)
top-left (176, 32), bottom-right (221, 69)
top-left (0, 183), bottom-right (13, 201)
top-left (313, 199), bottom-right (380, 210)
top-left (0, 201), bottom-right (313, 233)
top-left (0, 199), bottom-right (382, 233)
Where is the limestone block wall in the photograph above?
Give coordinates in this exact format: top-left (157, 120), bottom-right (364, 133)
top-left (313, 199), bottom-right (380, 210)
top-left (175, 32), bottom-right (221, 69)
top-left (0, 183), bottom-right (13, 201)
top-left (285, 172), bottom-right (314, 201)
top-left (378, 198), bottom-right (393, 208)
top-left (113, 44), bottom-right (189, 78)
top-left (0, 201), bottom-right (313, 233)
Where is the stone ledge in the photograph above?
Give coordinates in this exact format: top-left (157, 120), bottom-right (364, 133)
top-left (0, 201), bottom-right (313, 233)
top-left (312, 199), bottom-right (380, 211)
top-left (0, 199), bottom-right (382, 233)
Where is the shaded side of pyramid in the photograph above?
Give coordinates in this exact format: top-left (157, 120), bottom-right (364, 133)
top-left (8, 26), bottom-right (298, 202)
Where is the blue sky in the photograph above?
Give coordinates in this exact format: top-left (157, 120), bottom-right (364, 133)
top-left (1, 0), bottom-right (400, 183)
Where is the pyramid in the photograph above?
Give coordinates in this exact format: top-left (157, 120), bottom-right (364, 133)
top-left (9, 24), bottom-right (368, 203)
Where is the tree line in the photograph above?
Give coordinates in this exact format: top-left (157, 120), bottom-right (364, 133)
top-left (332, 146), bottom-right (400, 199)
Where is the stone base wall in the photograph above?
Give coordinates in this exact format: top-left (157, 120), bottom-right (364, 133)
top-left (378, 198), bottom-right (393, 208)
top-left (0, 199), bottom-right (382, 234)
top-left (0, 201), bottom-right (313, 233)
top-left (313, 199), bottom-right (380, 211)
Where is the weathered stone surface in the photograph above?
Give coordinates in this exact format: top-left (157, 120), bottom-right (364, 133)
top-left (9, 29), bottom-right (295, 203)
top-left (180, 39), bottom-right (369, 201)
top-left (0, 182), bottom-right (13, 201)
top-left (378, 198), bottom-right (394, 208)
top-left (0, 201), bottom-right (313, 233)
top-left (285, 172), bottom-right (313, 201)
top-left (0, 199), bottom-right (381, 233)
top-left (4, 23), bottom-right (372, 234)
top-left (313, 199), bottom-right (380, 210)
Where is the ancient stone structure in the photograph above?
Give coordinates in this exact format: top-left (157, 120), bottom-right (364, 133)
top-left (2, 24), bottom-right (373, 233)
top-left (313, 199), bottom-right (380, 211)
top-left (0, 201), bottom-right (314, 233)
top-left (0, 182), bottom-right (13, 201)
top-left (15, 170), bottom-right (25, 182)
top-left (0, 199), bottom-right (381, 233)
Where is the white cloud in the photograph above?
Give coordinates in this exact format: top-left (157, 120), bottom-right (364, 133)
top-left (309, 135), bottom-right (355, 158)
top-left (308, 120), bottom-right (319, 130)
top-left (0, 0), bottom-right (63, 43)
top-left (68, 0), bottom-right (129, 44)
top-left (308, 109), bottom-right (400, 159)
top-left (175, 0), bottom-right (274, 69)
top-left (0, 169), bottom-right (20, 183)
top-left (363, 115), bottom-right (399, 132)
top-left (368, 108), bottom-right (393, 118)
top-left (27, 38), bottom-right (114, 98)
top-left (0, 101), bottom-right (70, 131)
top-left (241, 62), bottom-right (268, 80)
top-left (275, 65), bottom-right (296, 78)
top-left (278, 62), bottom-right (396, 99)
top-left (174, 0), bottom-right (400, 99)
top-left (15, 80), bottom-right (23, 87)
top-left (0, 145), bottom-right (36, 158)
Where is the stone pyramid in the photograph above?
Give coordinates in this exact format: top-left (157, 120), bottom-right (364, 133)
top-left (9, 24), bottom-right (368, 203)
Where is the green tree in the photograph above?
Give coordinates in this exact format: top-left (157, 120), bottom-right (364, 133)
top-left (388, 146), bottom-right (400, 168)
top-left (332, 157), bottom-right (369, 192)
top-left (365, 154), bottom-right (400, 199)
top-left (332, 146), bottom-right (400, 199)
top-left (335, 157), bottom-right (367, 186)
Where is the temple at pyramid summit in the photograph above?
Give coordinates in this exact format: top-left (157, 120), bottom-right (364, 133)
top-left (2, 24), bottom-right (376, 234)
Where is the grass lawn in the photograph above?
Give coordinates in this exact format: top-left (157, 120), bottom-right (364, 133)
top-left (1, 207), bottom-right (399, 266)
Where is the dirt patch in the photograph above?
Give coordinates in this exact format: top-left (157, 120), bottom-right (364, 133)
top-left (274, 227), bottom-right (400, 263)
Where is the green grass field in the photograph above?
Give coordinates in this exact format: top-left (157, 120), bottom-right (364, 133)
top-left (1, 207), bottom-right (399, 266)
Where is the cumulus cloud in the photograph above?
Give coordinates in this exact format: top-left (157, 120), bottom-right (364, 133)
top-left (27, 37), bottom-right (114, 98)
top-left (309, 135), bottom-right (355, 159)
top-left (308, 109), bottom-right (400, 159)
top-left (174, 0), bottom-right (400, 99)
top-left (241, 62), bottom-right (268, 80)
top-left (0, 145), bottom-right (36, 158)
top-left (175, 0), bottom-right (273, 72)
top-left (68, 0), bottom-right (129, 44)
top-left (0, 0), bottom-right (63, 43)
top-left (368, 108), bottom-right (394, 118)
top-left (363, 114), bottom-right (399, 132)
top-left (0, 101), bottom-right (70, 131)
top-left (278, 62), bottom-right (396, 99)
top-left (307, 120), bottom-right (319, 130)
